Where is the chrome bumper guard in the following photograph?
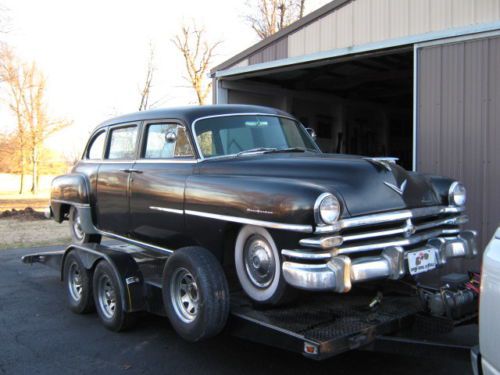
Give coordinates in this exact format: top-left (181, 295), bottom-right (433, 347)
top-left (282, 230), bottom-right (477, 293)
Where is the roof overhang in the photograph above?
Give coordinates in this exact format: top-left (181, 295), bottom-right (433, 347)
top-left (213, 20), bottom-right (500, 80)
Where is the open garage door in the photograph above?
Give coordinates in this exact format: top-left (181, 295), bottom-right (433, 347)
top-left (217, 48), bottom-right (414, 170)
top-left (417, 34), bottom-right (500, 254)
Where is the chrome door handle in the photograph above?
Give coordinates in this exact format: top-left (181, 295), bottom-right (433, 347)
top-left (120, 169), bottom-right (142, 173)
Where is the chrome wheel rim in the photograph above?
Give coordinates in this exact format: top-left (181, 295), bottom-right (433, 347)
top-left (68, 262), bottom-right (83, 302)
top-left (72, 211), bottom-right (84, 241)
top-left (170, 268), bottom-right (199, 323)
top-left (243, 235), bottom-right (276, 288)
top-left (97, 274), bottom-right (117, 319)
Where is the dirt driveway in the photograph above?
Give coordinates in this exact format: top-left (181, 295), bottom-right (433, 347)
top-left (0, 217), bottom-right (70, 249)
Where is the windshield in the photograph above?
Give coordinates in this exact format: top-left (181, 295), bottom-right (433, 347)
top-left (194, 115), bottom-right (319, 159)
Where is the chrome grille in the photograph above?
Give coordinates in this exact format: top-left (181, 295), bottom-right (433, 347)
top-left (300, 206), bottom-right (467, 255)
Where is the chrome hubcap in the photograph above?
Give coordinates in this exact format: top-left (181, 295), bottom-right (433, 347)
top-left (73, 212), bottom-right (84, 240)
top-left (244, 235), bottom-right (275, 288)
top-left (97, 274), bottom-right (117, 319)
top-left (171, 268), bottom-right (199, 323)
top-left (68, 262), bottom-right (83, 301)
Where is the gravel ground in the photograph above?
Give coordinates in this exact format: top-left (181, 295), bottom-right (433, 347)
top-left (0, 245), bottom-right (476, 375)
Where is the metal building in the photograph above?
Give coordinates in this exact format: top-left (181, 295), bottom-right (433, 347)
top-left (211, 0), bottom-right (500, 259)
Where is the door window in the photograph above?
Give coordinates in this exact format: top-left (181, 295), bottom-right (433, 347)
top-left (108, 126), bottom-right (138, 160)
top-left (143, 124), bottom-right (194, 159)
top-left (86, 131), bottom-right (106, 159)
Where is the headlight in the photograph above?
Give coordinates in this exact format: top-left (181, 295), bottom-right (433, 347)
top-left (448, 182), bottom-right (466, 206)
top-left (314, 193), bottom-right (341, 225)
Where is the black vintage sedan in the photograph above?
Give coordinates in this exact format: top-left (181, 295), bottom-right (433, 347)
top-left (51, 104), bottom-right (477, 311)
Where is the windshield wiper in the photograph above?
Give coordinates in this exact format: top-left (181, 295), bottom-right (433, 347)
top-left (236, 147), bottom-right (277, 156)
top-left (265, 147), bottom-right (318, 154)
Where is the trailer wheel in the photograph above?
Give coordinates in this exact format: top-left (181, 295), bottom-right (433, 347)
top-left (162, 247), bottom-right (230, 342)
top-left (93, 260), bottom-right (136, 332)
top-left (69, 206), bottom-right (101, 244)
top-left (235, 225), bottom-right (295, 306)
top-left (63, 251), bottom-right (95, 314)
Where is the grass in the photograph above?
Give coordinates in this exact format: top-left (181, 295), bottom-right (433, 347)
top-left (0, 218), bottom-right (71, 250)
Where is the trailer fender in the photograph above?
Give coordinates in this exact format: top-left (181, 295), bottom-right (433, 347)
top-left (61, 244), bottom-right (146, 313)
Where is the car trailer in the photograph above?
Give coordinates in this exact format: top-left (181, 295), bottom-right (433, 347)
top-left (21, 242), bottom-right (478, 361)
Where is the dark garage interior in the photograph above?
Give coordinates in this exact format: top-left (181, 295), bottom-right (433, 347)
top-left (225, 49), bottom-right (414, 169)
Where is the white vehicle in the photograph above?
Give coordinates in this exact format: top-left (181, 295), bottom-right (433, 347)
top-left (472, 227), bottom-right (500, 375)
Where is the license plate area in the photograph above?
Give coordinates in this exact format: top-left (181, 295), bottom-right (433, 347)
top-left (407, 248), bottom-right (438, 275)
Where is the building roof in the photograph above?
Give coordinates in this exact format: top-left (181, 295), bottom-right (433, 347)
top-left (211, 0), bottom-right (349, 73)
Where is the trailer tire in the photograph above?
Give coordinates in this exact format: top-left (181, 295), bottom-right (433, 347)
top-left (93, 260), bottom-right (137, 332)
top-left (63, 251), bottom-right (95, 314)
top-left (162, 246), bottom-right (230, 342)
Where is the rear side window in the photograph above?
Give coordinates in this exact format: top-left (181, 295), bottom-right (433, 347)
top-left (143, 123), bottom-right (194, 159)
top-left (108, 126), bottom-right (138, 160)
top-left (86, 131), bottom-right (106, 160)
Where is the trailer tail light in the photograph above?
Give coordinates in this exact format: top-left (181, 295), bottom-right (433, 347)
top-left (304, 342), bottom-right (319, 355)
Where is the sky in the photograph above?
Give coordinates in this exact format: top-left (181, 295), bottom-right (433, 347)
top-left (0, 0), bottom-right (330, 156)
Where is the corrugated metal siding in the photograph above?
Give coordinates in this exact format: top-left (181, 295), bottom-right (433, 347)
top-left (244, 0), bottom-right (500, 63)
top-left (248, 38), bottom-right (288, 66)
top-left (417, 35), bottom-right (500, 261)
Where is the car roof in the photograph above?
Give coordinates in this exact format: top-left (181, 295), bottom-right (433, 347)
top-left (94, 104), bottom-right (292, 132)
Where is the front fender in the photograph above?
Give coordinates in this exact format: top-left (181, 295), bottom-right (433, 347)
top-left (185, 175), bottom-right (334, 227)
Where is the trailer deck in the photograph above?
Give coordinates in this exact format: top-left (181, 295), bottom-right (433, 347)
top-left (21, 242), bottom-right (475, 360)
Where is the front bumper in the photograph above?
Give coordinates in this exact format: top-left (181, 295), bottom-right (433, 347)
top-left (282, 230), bottom-right (477, 292)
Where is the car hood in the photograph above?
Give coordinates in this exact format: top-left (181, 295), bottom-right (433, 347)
top-left (197, 153), bottom-right (442, 217)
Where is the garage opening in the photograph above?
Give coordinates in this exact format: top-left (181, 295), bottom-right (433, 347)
top-left (221, 48), bottom-right (414, 170)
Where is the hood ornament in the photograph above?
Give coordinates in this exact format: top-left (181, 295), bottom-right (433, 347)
top-left (384, 180), bottom-right (407, 196)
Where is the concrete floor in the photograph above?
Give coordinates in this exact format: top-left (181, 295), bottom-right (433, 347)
top-left (0, 246), bottom-right (475, 375)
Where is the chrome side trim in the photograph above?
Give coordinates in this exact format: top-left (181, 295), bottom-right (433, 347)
top-left (135, 159), bottom-right (198, 164)
top-left (315, 205), bottom-right (465, 234)
top-left (149, 206), bottom-right (184, 215)
top-left (98, 230), bottom-right (174, 254)
top-left (185, 209), bottom-right (313, 233)
top-left (336, 228), bottom-right (460, 254)
top-left (281, 249), bottom-right (332, 260)
top-left (191, 113), bottom-right (320, 161)
top-left (50, 199), bottom-right (89, 208)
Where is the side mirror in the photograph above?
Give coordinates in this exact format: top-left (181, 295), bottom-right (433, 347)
top-left (305, 128), bottom-right (317, 141)
top-left (165, 132), bottom-right (177, 143)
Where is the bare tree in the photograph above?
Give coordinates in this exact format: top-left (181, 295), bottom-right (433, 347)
top-left (172, 24), bottom-right (220, 105)
top-left (0, 45), bottom-right (27, 193)
top-left (246, 0), bottom-right (308, 39)
top-left (0, 47), bottom-right (70, 193)
top-left (138, 41), bottom-right (155, 111)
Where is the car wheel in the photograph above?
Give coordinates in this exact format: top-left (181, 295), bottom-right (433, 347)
top-left (93, 260), bottom-right (137, 332)
top-left (162, 247), bottom-right (230, 342)
top-left (69, 206), bottom-right (101, 244)
top-left (235, 225), bottom-right (295, 306)
top-left (63, 251), bottom-right (95, 314)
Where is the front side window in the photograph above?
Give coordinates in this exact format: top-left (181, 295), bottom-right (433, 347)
top-left (108, 126), bottom-right (138, 160)
top-left (86, 131), bottom-right (106, 160)
top-left (143, 123), bottom-right (194, 159)
top-left (194, 115), bottom-right (318, 158)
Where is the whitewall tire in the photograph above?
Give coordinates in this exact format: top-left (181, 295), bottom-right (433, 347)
top-left (235, 225), bottom-right (293, 305)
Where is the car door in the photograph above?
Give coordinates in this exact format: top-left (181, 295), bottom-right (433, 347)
top-left (129, 120), bottom-right (196, 249)
top-left (96, 123), bottom-right (140, 235)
